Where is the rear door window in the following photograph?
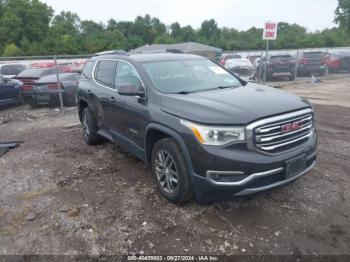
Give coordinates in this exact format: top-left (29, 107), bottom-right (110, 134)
top-left (95, 60), bottom-right (117, 88)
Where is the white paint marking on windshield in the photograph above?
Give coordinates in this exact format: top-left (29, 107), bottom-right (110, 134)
top-left (208, 66), bottom-right (229, 75)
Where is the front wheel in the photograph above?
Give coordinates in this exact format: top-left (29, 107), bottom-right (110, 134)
top-left (151, 138), bottom-right (193, 204)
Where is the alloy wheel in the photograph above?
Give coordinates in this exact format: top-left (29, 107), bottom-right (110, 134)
top-left (155, 150), bottom-right (179, 194)
top-left (82, 112), bottom-right (90, 138)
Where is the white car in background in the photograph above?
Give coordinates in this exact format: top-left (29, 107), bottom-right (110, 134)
top-left (0, 63), bottom-right (28, 79)
top-left (225, 58), bottom-right (254, 80)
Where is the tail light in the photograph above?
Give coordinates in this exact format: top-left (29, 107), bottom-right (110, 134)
top-left (220, 59), bottom-right (226, 65)
top-left (48, 82), bottom-right (63, 90)
top-left (22, 85), bottom-right (33, 91)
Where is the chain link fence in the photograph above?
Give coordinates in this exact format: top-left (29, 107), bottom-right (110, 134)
top-left (1, 48), bottom-right (350, 115)
top-left (0, 55), bottom-right (90, 113)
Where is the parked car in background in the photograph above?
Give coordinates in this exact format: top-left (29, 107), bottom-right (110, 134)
top-left (219, 53), bottom-right (242, 66)
top-left (0, 63), bottom-right (28, 78)
top-left (14, 68), bottom-right (59, 85)
top-left (326, 51), bottom-right (350, 73)
top-left (57, 62), bottom-right (82, 73)
top-left (247, 55), bottom-right (262, 65)
top-left (20, 73), bottom-right (80, 107)
top-left (225, 58), bottom-right (254, 79)
top-left (256, 54), bottom-right (296, 81)
top-left (0, 76), bottom-right (23, 109)
top-left (14, 68), bottom-right (61, 106)
top-left (31, 61), bottom-right (55, 69)
top-left (298, 51), bottom-right (327, 76)
top-left (77, 53), bottom-right (317, 204)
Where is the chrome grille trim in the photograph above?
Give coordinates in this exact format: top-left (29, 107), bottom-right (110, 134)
top-left (246, 108), bottom-right (314, 154)
top-left (258, 131), bottom-right (313, 151)
top-left (257, 124), bottom-right (313, 143)
top-left (257, 115), bottom-right (313, 134)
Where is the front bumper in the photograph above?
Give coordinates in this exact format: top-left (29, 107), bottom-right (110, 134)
top-left (188, 130), bottom-right (318, 203)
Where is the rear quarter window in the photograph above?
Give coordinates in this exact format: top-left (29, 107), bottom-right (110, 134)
top-left (81, 61), bottom-right (95, 79)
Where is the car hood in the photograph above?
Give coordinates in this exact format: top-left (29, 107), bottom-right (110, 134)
top-left (160, 83), bottom-right (311, 125)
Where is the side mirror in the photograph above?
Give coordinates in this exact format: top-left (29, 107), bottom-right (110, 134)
top-left (118, 84), bottom-right (145, 97)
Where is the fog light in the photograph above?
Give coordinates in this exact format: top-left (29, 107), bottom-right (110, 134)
top-left (207, 171), bottom-right (246, 183)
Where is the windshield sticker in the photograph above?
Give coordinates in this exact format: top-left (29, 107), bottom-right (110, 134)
top-left (209, 66), bottom-right (229, 75)
top-left (157, 73), bottom-right (189, 81)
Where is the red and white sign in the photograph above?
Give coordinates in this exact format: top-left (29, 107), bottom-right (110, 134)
top-left (263, 21), bottom-right (278, 40)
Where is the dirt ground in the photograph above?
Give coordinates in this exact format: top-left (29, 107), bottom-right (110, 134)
top-left (0, 77), bottom-right (350, 257)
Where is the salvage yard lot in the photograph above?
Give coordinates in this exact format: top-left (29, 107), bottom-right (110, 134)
top-left (0, 77), bottom-right (350, 256)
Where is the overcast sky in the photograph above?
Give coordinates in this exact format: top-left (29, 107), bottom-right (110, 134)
top-left (42, 0), bottom-right (338, 32)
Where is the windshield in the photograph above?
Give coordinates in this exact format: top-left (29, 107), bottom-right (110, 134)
top-left (270, 55), bottom-right (292, 62)
top-left (142, 59), bottom-right (241, 94)
top-left (1, 64), bottom-right (26, 76)
top-left (303, 52), bottom-right (325, 58)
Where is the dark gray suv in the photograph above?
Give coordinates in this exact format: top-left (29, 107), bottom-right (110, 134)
top-left (77, 53), bottom-right (317, 204)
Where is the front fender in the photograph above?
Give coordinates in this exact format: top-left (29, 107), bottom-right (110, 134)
top-left (145, 123), bottom-right (194, 174)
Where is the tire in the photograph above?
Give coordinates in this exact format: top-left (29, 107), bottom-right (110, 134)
top-left (289, 74), bottom-right (296, 81)
top-left (27, 99), bottom-right (40, 108)
top-left (81, 107), bottom-right (102, 145)
top-left (151, 138), bottom-right (193, 204)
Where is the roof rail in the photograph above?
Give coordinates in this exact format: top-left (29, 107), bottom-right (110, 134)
top-left (137, 48), bottom-right (184, 54)
top-left (94, 50), bottom-right (129, 56)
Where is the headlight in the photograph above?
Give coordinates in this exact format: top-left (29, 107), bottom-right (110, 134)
top-left (180, 119), bottom-right (245, 146)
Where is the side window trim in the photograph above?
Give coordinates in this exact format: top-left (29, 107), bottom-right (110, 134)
top-left (114, 60), bottom-right (141, 89)
top-left (92, 58), bottom-right (147, 98)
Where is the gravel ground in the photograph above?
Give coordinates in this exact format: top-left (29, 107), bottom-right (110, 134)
top-left (0, 83), bottom-right (349, 257)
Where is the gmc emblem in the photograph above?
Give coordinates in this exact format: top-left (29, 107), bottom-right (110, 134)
top-left (282, 121), bottom-right (301, 134)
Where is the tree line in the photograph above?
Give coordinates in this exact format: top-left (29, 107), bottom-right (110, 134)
top-left (0, 0), bottom-right (349, 57)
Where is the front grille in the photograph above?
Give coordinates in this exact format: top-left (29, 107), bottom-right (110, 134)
top-left (253, 111), bottom-right (314, 154)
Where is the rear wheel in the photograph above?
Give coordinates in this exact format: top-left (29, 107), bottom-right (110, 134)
top-left (151, 138), bottom-right (193, 204)
top-left (81, 107), bottom-right (102, 145)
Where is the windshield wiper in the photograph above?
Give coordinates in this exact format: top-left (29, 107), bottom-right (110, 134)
top-left (215, 85), bottom-right (238, 89)
top-left (176, 91), bottom-right (193, 95)
top-left (175, 85), bottom-right (238, 95)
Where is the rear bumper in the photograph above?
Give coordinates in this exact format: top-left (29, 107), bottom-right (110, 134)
top-left (21, 91), bottom-right (70, 103)
top-left (0, 97), bottom-right (19, 105)
top-left (298, 65), bottom-right (326, 73)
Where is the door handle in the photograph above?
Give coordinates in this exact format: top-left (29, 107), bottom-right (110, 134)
top-left (110, 96), bottom-right (115, 100)
top-left (87, 89), bottom-right (91, 93)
